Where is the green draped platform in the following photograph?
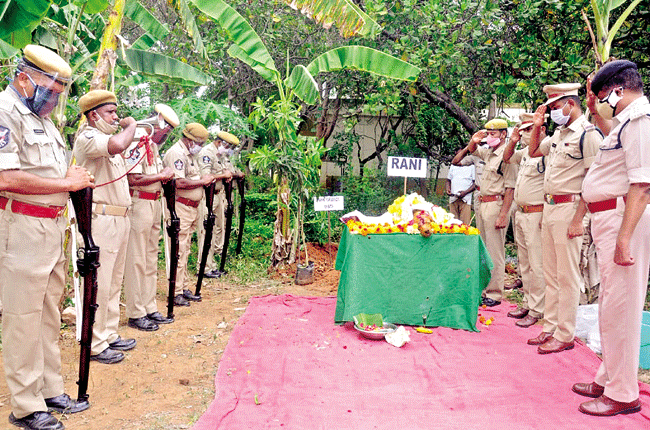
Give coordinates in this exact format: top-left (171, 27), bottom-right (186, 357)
top-left (335, 229), bottom-right (493, 332)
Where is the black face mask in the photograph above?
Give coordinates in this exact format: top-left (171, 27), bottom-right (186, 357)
top-left (152, 125), bottom-right (173, 146)
top-left (16, 73), bottom-right (60, 118)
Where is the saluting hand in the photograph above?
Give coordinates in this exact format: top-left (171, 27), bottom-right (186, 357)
top-left (510, 126), bottom-right (521, 146)
top-left (66, 165), bottom-right (94, 191)
top-left (585, 76), bottom-right (598, 116)
top-left (471, 129), bottom-right (487, 145)
top-left (533, 105), bottom-right (547, 127)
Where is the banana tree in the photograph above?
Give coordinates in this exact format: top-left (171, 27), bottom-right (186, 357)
top-left (583, 0), bottom-right (643, 66)
top-left (192, 0), bottom-right (420, 267)
top-left (281, 0), bottom-right (381, 38)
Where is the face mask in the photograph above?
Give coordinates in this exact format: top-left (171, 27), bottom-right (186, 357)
top-left (226, 148), bottom-right (235, 156)
top-left (550, 102), bottom-right (570, 126)
top-left (93, 112), bottom-right (119, 134)
top-left (596, 88), bottom-right (623, 120)
top-left (520, 132), bottom-right (531, 147)
top-left (17, 73), bottom-right (60, 118)
top-left (189, 142), bottom-right (202, 155)
top-left (151, 125), bottom-right (172, 146)
top-left (486, 135), bottom-right (501, 148)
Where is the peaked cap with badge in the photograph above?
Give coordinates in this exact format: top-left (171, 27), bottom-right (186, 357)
top-left (543, 83), bottom-right (581, 105)
top-left (21, 44), bottom-right (72, 84)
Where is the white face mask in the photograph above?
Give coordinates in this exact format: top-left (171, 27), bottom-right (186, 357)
top-left (520, 132), bottom-right (531, 147)
top-left (596, 87), bottom-right (623, 120)
top-left (550, 102), bottom-right (570, 126)
top-left (93, 111), bottom-right (119, 134)
top-left (189, 142), bottom-right (202, 155)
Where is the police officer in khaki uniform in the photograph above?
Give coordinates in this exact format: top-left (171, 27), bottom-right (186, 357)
top-left (503, 113), bottom-right (547, 328)
top-left (455, 119), bottom-right (516, 306)
top-left (573, 60), bottom-right (650, 416)
top-left (123, 104), bottom-right (178, 331)
top-left (0, 45), bottom-right (93, 430)
top-left (526, 83), bottom-right (603, 354)
top-left (196, 131), bottom-right (239, 278)
top-left (73, 90), bottom-right (138, 364)
top-left (162, 123), bottom-right (216, 306)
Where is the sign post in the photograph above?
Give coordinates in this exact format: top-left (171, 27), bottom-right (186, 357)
top-left (314, 196), bottom-right (345, 266)
top-left (387, 156), bottom-right (428, 194)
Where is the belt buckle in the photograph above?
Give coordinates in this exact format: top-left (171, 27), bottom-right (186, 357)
top-left (544, 194), bottom-right (554, 205)
top-left (519, 205), bottom-right (525, 212)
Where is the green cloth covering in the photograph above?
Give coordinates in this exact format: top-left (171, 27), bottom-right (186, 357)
top-left (335, 229), bottom-right (493, 332)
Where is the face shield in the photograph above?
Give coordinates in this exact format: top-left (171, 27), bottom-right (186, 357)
top-left (14, 61), bottom-right (69, 117)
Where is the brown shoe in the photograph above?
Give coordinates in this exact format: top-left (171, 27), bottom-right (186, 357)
top-left (505, 279), bottom-right (523, 290)
top-left (572, 382), bottom-right (605, 398)
top-left (537, 337), bottom-right (574, 354)
top-left (579, 395), bottom-right (641, 416)
top-left (516, 314), bottom-right (539, 328)
top-left (507, 308), bottom-right (529, 319)
top-left (527, 331), bottom-right (553, 345)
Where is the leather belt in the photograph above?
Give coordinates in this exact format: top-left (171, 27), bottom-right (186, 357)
top-left (479, 194), bottom-right (503, 203)
top-left (544, 193), bottom-right (577, 205)
top-left (0, 196), bottom-right (65, 218)
top-left (587, 198), bottom-right (624, 213)
top-left (475, 185), bottom-right (480, 191)
top-left (176, 196), bottom-right (200, 208)
top-left (93, 203), bottom-right (129, 217)
top-left (130, 189), bottom-right (161, 200)
top-left (518, 204), bottom-right (544, 213)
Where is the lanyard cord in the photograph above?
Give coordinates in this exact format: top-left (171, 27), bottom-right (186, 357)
top-left (95, 135), bottom-right (152, 187)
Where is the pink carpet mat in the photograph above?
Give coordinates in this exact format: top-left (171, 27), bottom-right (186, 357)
top-left (192, 295), bottom-right (650, 429)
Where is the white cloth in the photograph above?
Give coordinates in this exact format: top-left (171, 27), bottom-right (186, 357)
top-left (447, 164), bottom-right (475, 205)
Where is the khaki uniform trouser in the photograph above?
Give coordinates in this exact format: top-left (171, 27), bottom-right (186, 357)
top-left (124, 198), bottom-right (162, 319)
top-left (541, 202), bottom-right (582, 342)
top-left (172, 202), bottom-right (198, 295)
top-left (449, 199), bottom-right (471, 226)
top-left (592, 208), bottom-right (650, 403)
top-left (197, 192), bottom-right (226, 273)
top-left (478, 200), bottom-right (510, 301)
top-left (0, 210), bottom-right (66, 418)
top-left (87, 214), bottom-right (130, 354)
top-left (514, 210), bottom-right (545, 317)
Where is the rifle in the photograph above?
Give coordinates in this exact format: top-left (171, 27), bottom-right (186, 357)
top-left (219, 179), bottom-right (235, 273)
top-left (235, 177), bottom-right (246, 256)
top-left (162, 179), bottom-right (180, 320)
top-left (69, 187), bottom-right (100, 407)
top-left (194, 181), bottom-right (216, 298)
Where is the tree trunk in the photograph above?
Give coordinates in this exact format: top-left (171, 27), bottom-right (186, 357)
top-left (417, 82), bottom-right (479, 134)
top-left (271, 178), bottom-right (293, 268)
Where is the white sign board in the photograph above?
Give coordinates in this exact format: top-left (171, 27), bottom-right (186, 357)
top-left (387, 156), bottom-right (428, 178)
top-left (314, 196), bottom-right (344, 212)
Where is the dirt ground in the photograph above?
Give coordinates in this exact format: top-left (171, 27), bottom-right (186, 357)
top-left (0, 242), bottom-right (648, 429)
top-left (0, 243), bottom-right (339, 430)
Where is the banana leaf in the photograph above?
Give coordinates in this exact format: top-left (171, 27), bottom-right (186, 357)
top-left (176, 0), bottom-right (207, 59)
top-left (286, 65), bottom-right (320, 105)
top-left (191, 0), bottom-right (278, 76)
top-left (124, 0), bottom-right (170, 48)
top-left (306, 46), bottom-right (421, 82)
top-left (121, 48), bottom-right (211, 86)
top-left (281, 0), bottom-right (381, 38)
top-left (0, 0), bottom-right (52, 50)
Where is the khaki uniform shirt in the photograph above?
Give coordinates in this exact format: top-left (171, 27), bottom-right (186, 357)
top-left (472, 143), bottom-right (516, 196)
top-left (125, 140), bottom-right (163, 193)
top-left (510, 147), bottom-right (545, 206)
top-left (163, 140), bottom-right (203, 201)
top-left (583, 96), bottom-right (650, 202)
top-left (72, 124), bottom-right (131, 207)
top-left (539, 115), bottom-right (601, 195)
top-left (198, 143), bottom-right (226, 192)
top-left (0, 87), bottom-right (68, 206)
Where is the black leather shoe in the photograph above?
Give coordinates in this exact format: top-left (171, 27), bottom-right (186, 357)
top-left (128, 317), bottom-right (159, 332)
top-left (482, 297), bottom-right (501, 307)
top-left (44, 393), bottom-right (90, 414)
top-left (204, 270), bottom-right (223, 279)
top-left (146, 311), bottom-right (174, 324)
top-left (9, 411), bottom-right (64, 430)
top-left (90, 348), bottom-right (124, 364)
top-left (183, 289), bottom-right (202, 302)
top-left (174, 294), bottom-right (190, 306)
top-left (108, 336), bottom-right (136, 351)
